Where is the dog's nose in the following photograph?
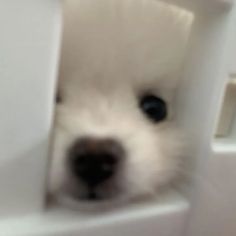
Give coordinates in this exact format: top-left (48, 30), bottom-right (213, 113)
top-left (67, 137), bottom-right (125, 187)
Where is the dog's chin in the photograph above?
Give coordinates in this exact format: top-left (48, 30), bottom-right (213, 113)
top-left (54, 190), bottom-right (130, 211)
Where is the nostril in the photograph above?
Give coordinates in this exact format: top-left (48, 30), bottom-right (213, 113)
top-left (70, 156), bottom-right (87, 173)
top-left (67, 137), bottom-right (125, 187)
top-left (102, 163), bottom-right (114, 172)
top-left (69, 153), bottom-right (117, 187)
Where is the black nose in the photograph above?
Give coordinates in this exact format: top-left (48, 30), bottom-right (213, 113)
top-left (67, 137), bottom-right (125, 187)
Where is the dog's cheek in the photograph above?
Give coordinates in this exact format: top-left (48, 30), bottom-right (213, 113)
top-left (120, 131), bottom-right (161, 197)
top-left (155, 127), bottom-right (185, 186)
top-left (121, 126), bottom-right (184, 198)
top-left (49, 122), bottom-right (73, 194)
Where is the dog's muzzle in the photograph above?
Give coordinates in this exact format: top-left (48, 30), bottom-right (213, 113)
top-left (67, 137), bottom-right (125, 200)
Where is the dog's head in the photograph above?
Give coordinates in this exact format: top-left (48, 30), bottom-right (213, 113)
top-left (49, 0), bottom-right (192, 207)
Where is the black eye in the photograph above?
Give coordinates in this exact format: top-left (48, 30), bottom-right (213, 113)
top-left (139, 94), bottom-right (167, 122)
top-left (56, 92), bottom-right (62, 104)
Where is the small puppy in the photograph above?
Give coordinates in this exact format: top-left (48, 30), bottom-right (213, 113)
top-left (49, 0), bottom-right (192, 208)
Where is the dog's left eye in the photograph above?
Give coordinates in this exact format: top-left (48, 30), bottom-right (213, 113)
top-left (139, 94), bottom-right (167, 122)
top-left (56, 92), bottom-right (62, 104)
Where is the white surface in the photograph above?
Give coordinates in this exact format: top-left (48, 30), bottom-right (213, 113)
top-left (177, 1), bottom-right (236, 235)
top-left (184, 148), bottom-right (236, 236)
top-left (0, 0), bottom-right (61, 218)
top-left (0, 192), bottom-right (189, 236)
top-left (213, 138), bottom-right (236, 152)
top-left (215, 78), bottom-right (236, 136)
top-left (163, 0), bottom-right (233, 11)
top-left (228, 8), bottom-right (236, 74)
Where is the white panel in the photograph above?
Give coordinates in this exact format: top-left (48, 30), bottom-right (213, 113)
top-left (0, 0), bottom-right (61, 218)
top-left (0, 192), bottom-right (189, 236)
top-left (177, 1), bottom-right (236, 236)
top-left (215, 77), bottom-right (236, 137)
top-left (163, 0), bottom-right (233, 11)
top-left (228, 24), bottom-right (236, 74)
top-left (183, 148), bottom-right (236, 236)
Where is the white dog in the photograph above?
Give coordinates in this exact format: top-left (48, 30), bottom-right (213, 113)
top-left (49, 0), bottom-right (192, 208)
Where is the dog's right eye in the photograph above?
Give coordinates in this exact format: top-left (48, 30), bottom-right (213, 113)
top-left (139, 94), bottom-right (167, 122)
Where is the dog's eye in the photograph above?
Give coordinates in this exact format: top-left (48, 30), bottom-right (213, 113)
top-left (139, 94), bottom-right (167, 122)
top-left (56, 92), bottom-right (62, 104)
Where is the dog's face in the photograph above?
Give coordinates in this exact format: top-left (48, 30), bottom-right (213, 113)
top-left (49, 0), bottom-right (191, 207)
top-left (50, 78), bottom-right (183, 206)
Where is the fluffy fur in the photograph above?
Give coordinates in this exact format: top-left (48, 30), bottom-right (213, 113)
top-left (49, 0), bottom-right (193, 208)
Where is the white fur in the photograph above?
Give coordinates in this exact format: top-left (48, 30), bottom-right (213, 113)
top-left (49, 0), bottom-right (193, 208)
